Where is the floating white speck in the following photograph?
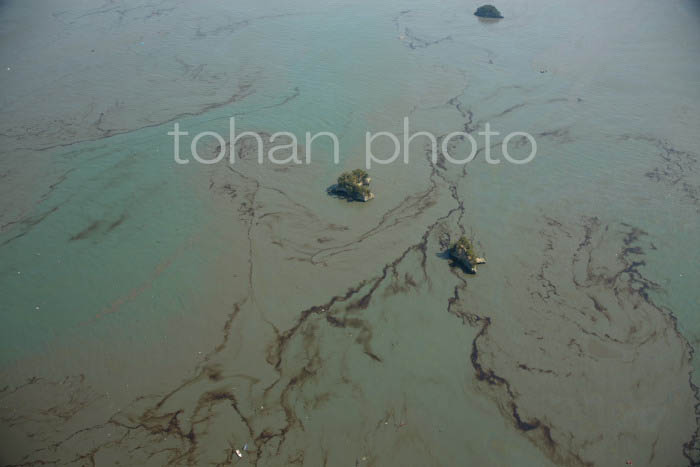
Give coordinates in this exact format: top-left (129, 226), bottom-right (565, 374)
top-left (235, 449), bottom-right (243, 458)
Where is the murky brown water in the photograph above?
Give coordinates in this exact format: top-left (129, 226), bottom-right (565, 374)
top-left (1, 0), bottom-right (699, 465)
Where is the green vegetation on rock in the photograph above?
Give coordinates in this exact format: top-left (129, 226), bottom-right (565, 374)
top-left (330, 169), bottom-right (375, 202)
top-left (474, 4), bottom-right (503, 18)
top-left (454, 236), bottom-right (476, 261)
top-left (449, 236), bottom-right (485, 273)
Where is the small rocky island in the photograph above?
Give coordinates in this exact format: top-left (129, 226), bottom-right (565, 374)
top-left (449, 236), bottom-right (486, 274)
top-left (328, 169), bottom-right (375, 202)
top-left (474, 4), bottom-right (503, 18)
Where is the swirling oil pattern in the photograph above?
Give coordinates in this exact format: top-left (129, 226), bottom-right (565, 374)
top-left (0, 0), bottom-right (699, 466)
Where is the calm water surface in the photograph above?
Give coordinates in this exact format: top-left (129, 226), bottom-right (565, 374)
top-left (1, 0), bottom-right (699, 465)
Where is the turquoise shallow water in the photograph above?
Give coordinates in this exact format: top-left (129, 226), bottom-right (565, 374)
top-left (0, 0), bottom-right (699, 465)
top-left (0, 129), bottom-right (203, 357)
